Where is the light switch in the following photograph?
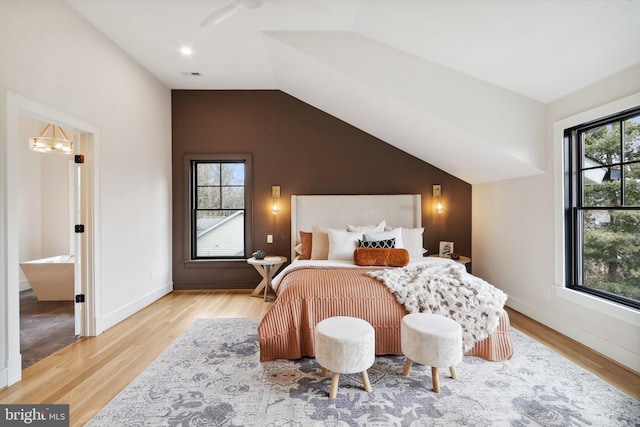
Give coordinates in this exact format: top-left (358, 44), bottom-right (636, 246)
top-left (267, 234), bottom-right (273, 244)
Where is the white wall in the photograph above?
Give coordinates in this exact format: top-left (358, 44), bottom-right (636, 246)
top-left (473, 64), bottom-right (640, 373)
top-left (17, 116), bottom-right (43, 288)
top-left (0, 0), bottom-right (172, 385)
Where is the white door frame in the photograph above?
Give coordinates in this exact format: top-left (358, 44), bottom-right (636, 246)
top-left (1, 90), bottom-right (101, 386)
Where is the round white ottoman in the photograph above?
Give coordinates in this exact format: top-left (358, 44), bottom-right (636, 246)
top-left (314, 316), bottom-right (375, 398)
top-left (401, 313), bottom-right (463, 393)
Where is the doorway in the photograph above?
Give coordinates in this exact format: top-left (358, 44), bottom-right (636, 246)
top-left (2, 91), bottom-right (99, 386)
top-left (17, 115), bottom-right (79, 369)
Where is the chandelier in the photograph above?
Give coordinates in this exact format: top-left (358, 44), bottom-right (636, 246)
top-left (29, 123), bottom-right (74, 154)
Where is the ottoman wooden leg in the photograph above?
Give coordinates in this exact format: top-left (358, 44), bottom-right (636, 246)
top-left (449, 366), bottom-right (458, 380)
top-left (329, 372), bottom-right (340, 398)
top-left (320, 367), bottom-right (327, 377)
top-left (431, 367), bottom-right (440, 393)
top-left (402, 358), bottom-right (413, 376)
top-left (361, 371), bottom-right (372, 392)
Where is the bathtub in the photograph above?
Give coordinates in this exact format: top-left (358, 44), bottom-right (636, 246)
top-left (19, 255), bottom-right (74, 301)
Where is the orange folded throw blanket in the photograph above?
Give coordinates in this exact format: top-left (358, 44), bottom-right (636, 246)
top-left (354, 248), bottom-right (410, 267)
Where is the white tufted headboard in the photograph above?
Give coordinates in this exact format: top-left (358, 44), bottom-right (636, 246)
top-left (290, 194), bottom-right (422, 260)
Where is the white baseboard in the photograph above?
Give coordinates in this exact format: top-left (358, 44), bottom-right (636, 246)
top-left (507, 296), bottom-right (640, 374)
top-left (96, 283), bottom-right (173, 335)
top-left (0, 353), bottom-right (23, 388)
top-left (19, 280), bottom-right (31, 292)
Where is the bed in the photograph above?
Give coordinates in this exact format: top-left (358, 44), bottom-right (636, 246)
top-left (257, 194), bottom-right (513, 362)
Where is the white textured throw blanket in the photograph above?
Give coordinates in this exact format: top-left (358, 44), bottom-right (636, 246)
top-left (367, 262), bottom-right (507, 352)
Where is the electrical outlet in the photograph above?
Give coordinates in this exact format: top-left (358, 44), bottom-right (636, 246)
top-left (267, 234), bottom-right (273, 244)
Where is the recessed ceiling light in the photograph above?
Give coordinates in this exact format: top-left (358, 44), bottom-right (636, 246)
top-left (180, 46), bottom-right (193, 56)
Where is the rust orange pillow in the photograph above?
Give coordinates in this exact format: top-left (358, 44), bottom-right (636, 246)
top-left (353, 248), bottom-right (409, 267)
top-left (299, 231), bottom-right (312, 260)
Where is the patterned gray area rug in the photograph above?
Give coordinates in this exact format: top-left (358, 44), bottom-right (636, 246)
top-left (87, 318), bottom-right (639, 427)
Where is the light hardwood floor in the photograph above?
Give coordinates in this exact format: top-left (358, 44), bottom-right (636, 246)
top-left (0, 291), bottom-right (637, 426)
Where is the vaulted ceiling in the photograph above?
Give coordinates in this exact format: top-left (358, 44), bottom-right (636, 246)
top-left (66, 0), bottom-right (640, 183)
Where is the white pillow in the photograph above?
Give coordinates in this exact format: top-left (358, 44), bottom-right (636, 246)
top-left (310, 226), bottom-right (330, 260)
top-left (294, 243), bottom-right (303, 255)
top-left (328, 229), bottom-right (363, 261)
top-left (346, 220), bottom-right (386, 233)
top-left (364, 228), bottom-right (404, 249)
top-left (401, 227), bottom-right (425, 259)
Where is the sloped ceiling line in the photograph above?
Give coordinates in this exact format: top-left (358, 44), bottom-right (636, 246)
top-left (263, 31), bottom-right (546, 184)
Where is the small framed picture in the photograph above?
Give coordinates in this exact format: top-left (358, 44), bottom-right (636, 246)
top-left (439, 241), bottom-right (454, 257)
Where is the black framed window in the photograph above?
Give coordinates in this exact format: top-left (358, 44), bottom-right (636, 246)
top-left (189, 156), bottom-right (251, 259)
top-left (565, 107), bottom-right (640, 310)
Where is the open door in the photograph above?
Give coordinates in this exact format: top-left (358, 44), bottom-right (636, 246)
top-left (72, 131), bottom-right (95, 338)
top-left (72, 134), bottom-right (84, 337)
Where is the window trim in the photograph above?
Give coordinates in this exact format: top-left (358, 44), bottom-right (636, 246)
top-left (565, 107), bottom-right (640, 310)
top-left (556, 94), bottom-right (640, 312)
top-left (183, 153), bottom-right (253, 264)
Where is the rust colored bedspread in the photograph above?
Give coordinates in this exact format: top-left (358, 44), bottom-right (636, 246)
top-left (258, 267), bottom-right (514, 362)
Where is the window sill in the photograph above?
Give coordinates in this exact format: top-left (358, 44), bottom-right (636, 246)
top-left (555, 286), bottom-right (640, 326)
top-left (182, 259), bottom-right (248, 269)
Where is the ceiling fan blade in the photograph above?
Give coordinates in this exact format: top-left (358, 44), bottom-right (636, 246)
top-left (201, 2), bottom-right (242, 27)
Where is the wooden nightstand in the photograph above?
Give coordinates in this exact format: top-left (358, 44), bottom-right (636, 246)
top-left (247, 256), bottom-right (286, 301)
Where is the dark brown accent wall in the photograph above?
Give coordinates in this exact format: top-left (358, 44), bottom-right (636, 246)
top-left (172, 90), bottom-right (471, 289)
